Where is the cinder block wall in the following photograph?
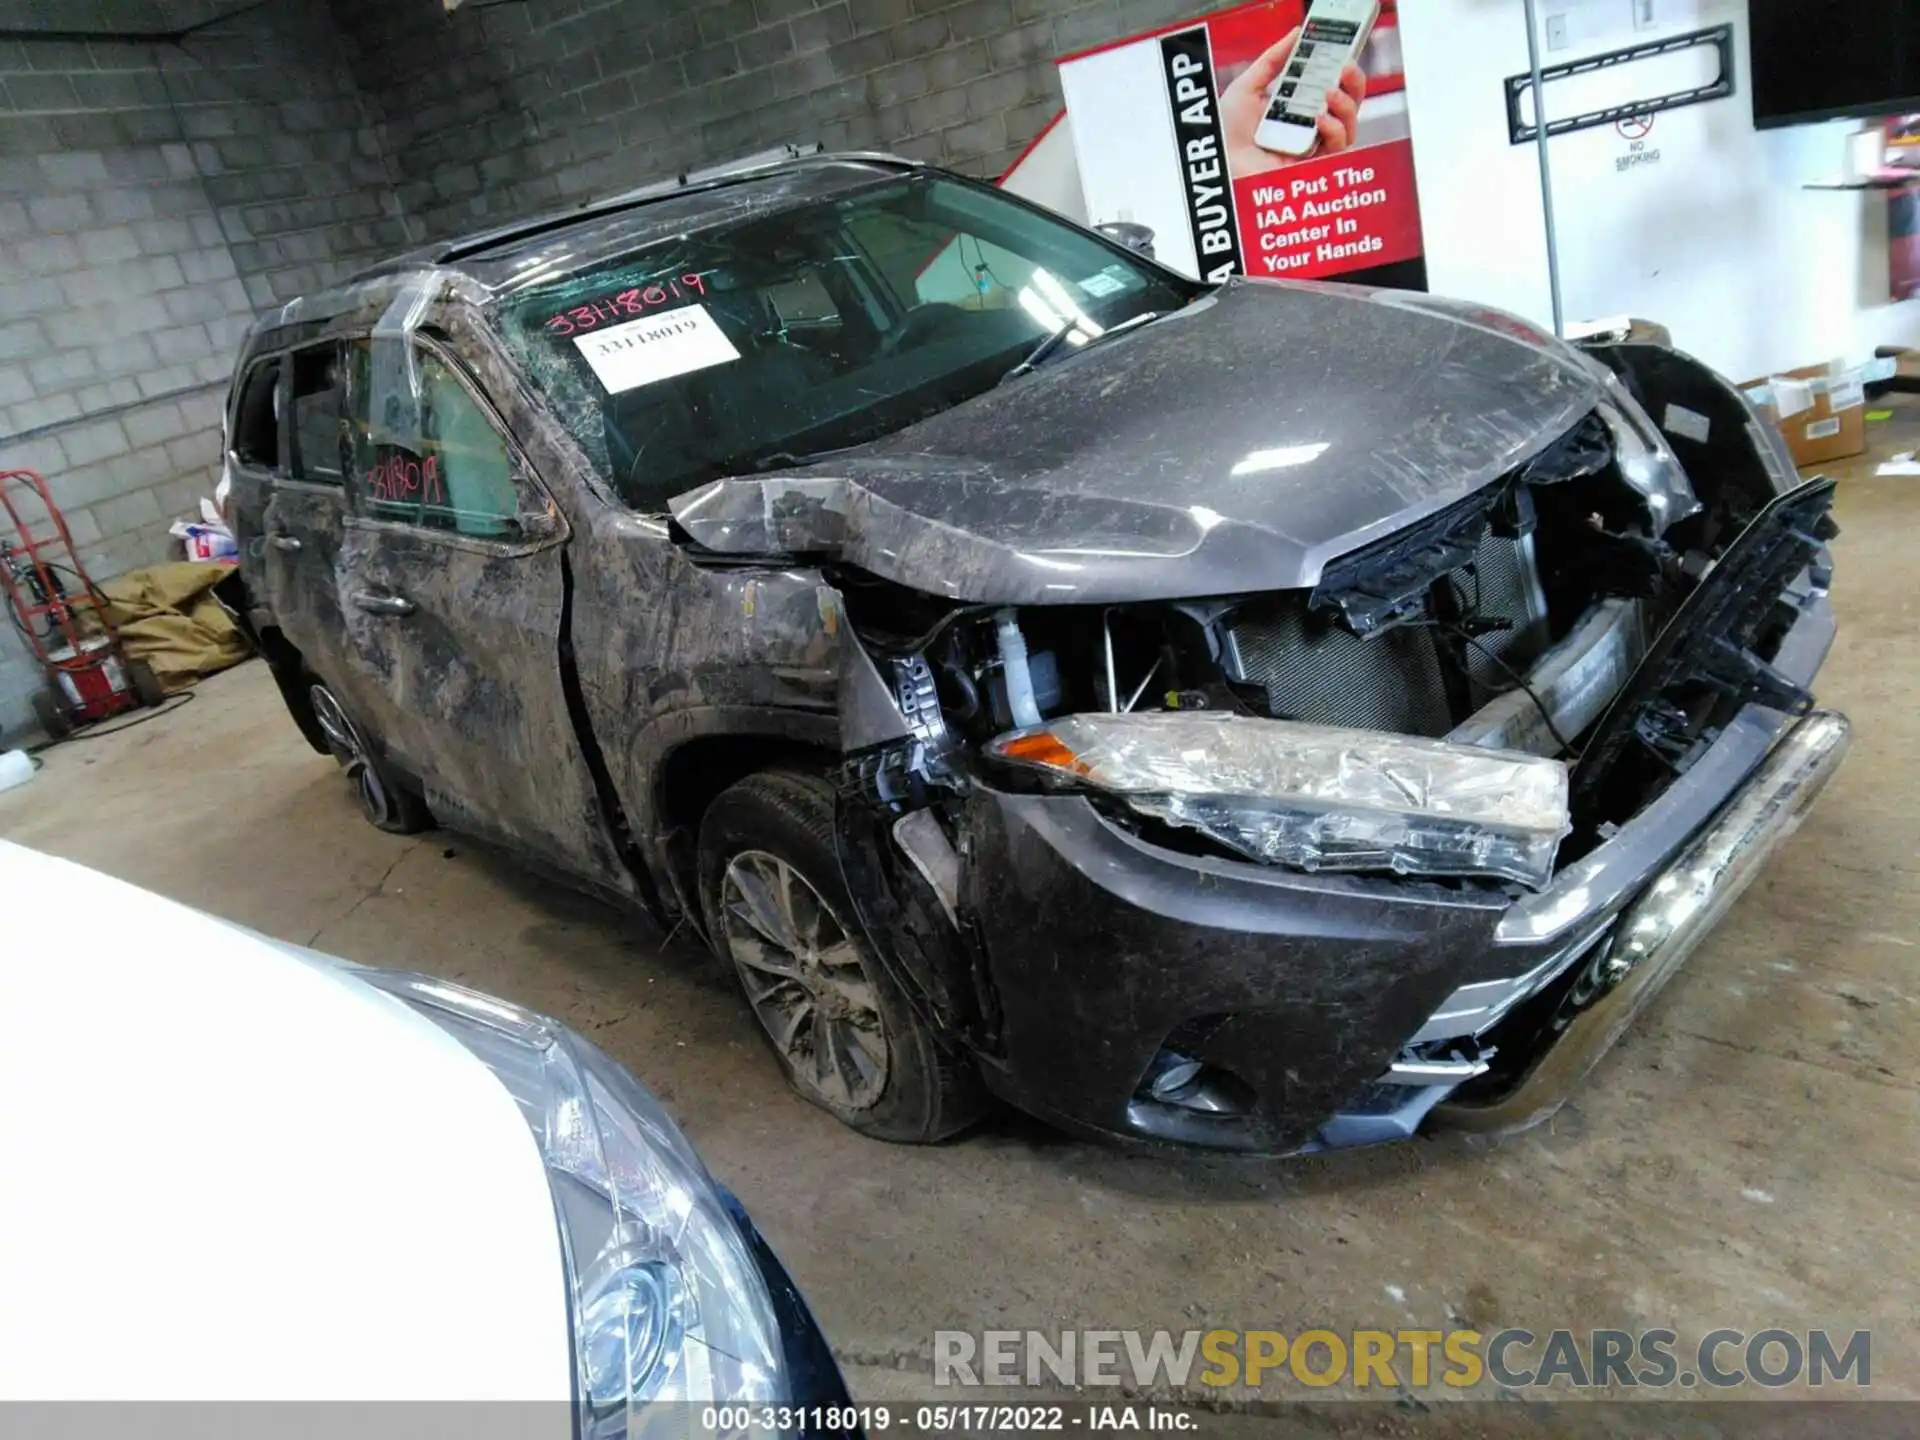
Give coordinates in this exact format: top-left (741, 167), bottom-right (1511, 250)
top-left (0, 0), bottom-right (416, 740)
top-left (329, 0), bottom-right (1211, 244)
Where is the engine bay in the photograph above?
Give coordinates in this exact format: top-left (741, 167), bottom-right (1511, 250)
top-left (830, 350), bottom-right (1837, 888)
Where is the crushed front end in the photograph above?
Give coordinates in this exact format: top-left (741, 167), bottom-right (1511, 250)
top-left (821, 341), bottom-right (1848, 1155)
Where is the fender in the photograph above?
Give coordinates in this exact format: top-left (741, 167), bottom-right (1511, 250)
top-left (627, 702), bottom-right (840, 937)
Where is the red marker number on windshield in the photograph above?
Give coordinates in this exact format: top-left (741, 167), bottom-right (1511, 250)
top-left (545, 273), bottom-right (707, 337)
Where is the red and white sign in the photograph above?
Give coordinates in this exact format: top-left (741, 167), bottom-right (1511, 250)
top-left (1889, 115), bottom-right (1920, 303)
top-left (1057, 0), bottom-right (1426, 289)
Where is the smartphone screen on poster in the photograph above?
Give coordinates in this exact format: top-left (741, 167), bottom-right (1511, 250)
top-left (1255, 0), bottom-right (1380, 158)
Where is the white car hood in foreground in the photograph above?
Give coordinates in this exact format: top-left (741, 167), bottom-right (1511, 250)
top-left (0, 842), bottom-right (573, 1404)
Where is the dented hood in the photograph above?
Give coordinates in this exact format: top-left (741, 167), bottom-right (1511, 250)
top-left (669, 278), bottom-right (1604, 604)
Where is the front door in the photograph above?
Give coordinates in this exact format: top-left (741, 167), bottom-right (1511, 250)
top-left (333, 334), bottom-right (629, 891)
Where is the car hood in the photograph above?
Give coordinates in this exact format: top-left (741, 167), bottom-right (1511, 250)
top-left (670, 278), bottom-right (1604, 604)
top-left (0, 842), bottom-right (573, 1407)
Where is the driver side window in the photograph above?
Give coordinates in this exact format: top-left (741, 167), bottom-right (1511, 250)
top-left (349, 343), bottom-right (529, 539)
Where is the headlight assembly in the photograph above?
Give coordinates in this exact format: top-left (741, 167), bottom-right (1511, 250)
top-left (360, 971), bottom-right (784, 1438)
top-left (988, 712), bottom-right (1571, 889)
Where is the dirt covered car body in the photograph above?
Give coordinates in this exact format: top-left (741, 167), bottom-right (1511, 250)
top-left (224, 154), bottom-right (1848, 1155)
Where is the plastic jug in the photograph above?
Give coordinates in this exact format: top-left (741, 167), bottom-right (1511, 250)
top-left (0, 749), bottom-right (34, 794)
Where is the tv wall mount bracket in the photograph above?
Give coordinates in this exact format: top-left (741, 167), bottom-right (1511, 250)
top-left (1506, 24), bottom-right (1735, 145)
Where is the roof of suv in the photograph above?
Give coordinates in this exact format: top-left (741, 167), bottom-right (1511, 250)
top-left (345, 153), bottom-right (923, 304)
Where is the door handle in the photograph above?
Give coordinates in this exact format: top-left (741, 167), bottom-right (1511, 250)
top-left (268, 534), bottom-right (302, 553)
top-left (350, 590), bottom-right (416, 617)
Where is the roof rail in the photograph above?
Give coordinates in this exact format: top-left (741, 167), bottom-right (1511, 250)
top-left (429, 145), bottom-right (922, 268)
top-left (683, 141), bottom-right (825, 185)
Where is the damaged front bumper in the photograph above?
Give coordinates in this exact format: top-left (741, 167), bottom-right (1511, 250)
top-left (1438, 705), bottom-right (1850, 1136)
top-left (949, 591), bottom-right (1842, 1155)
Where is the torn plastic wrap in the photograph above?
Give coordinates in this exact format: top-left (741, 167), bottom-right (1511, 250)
top-left (369, 269), bottom-right (448, 452)
top-left (988, 713), bottom-right (1571, 889)
top-left (1598, 398), bottom-right (1700, 533)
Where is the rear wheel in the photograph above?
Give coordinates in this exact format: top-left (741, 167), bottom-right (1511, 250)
top-left (308, 681), bottom-right (431, 835)
top-left (698, 769), bottom-right (988, 1143)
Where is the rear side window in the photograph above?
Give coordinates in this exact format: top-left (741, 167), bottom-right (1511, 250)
top-left (231, 358), bottom-right (280, 470)
top-left (349, 344), bottom-right (526, 538)
top-left (289, 344), bottom-right (347, 484)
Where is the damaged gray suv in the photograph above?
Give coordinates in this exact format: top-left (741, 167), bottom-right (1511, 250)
top-left (224, 153), bottom-right (1849, 1155)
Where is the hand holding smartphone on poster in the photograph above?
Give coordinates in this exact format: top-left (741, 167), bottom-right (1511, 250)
top-left (1220, 0), bottom-right (1374, 177)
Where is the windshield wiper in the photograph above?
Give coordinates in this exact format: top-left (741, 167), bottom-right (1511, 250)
top-left (744, 451), bottom-right (817, 473)
top-left (740, 441), bottom-right (868, 475)
top-left (1000, 310), bottom-right (1162, 386)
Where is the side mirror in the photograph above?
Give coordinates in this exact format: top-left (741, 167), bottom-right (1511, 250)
top-left (1095, 221), bottom-right (1156, 259)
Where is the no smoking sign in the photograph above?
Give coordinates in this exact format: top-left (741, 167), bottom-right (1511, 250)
top-left (1614, 112), bottom-right (1661, 172)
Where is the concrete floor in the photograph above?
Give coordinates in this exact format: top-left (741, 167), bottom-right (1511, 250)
top-left (4, 402), bottom-right (1918, 1422)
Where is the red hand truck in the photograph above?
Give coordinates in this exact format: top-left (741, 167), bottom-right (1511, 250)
top-left (1, 468), bottom-right (162, 739)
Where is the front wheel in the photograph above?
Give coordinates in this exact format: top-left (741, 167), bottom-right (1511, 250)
top-left (697, 769), bottom-right (988, 1143)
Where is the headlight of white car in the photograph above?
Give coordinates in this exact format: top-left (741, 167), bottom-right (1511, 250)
top-left (988, 712), bottom-right (1571, 889)
top-left (360, 970), bottom-right (784, 1437)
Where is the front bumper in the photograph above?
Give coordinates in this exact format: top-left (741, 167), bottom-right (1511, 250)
top-left (1438, 707), bottom-right (1850, 1134)
top-left (957, 598), bottom-right (1844, 1156)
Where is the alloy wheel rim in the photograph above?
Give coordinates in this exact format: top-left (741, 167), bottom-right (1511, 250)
top-left (309, 683), bottom-right (361, 761)
top-left (352, 759), bottom-right (389, 819)
top-left (310, 684), bottom-right (398, 828)
top-left (720, 849), bottom-right (889, 1111)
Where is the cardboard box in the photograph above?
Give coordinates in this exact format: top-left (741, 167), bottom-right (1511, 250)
top-left (1741, 362), bottom-right (1868, 469)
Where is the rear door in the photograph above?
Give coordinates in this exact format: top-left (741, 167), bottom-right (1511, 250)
top-left (332, 334), bottom-right (627, 888)
top-left (261, 340), bottom-right (357, 693)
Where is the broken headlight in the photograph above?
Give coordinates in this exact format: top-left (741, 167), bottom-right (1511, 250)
top-left (988, 713), bottom-right (1571, 889)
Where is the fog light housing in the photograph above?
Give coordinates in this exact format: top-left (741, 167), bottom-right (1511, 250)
top-left (1137, 1049), bottom-right (1254, 1116)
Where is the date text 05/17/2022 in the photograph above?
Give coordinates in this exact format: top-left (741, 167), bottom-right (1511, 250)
top-left (700, 1404), bottom-right (1200, 1433)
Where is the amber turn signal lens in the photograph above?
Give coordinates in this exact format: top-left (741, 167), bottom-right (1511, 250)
top-left (994, 731), bottom-right (1091, 776)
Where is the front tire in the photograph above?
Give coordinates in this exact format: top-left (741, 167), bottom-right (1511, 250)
top-left (698, 769), bottom-right (988, 1143)
top-left (307, 681), bottom-right (431, 835)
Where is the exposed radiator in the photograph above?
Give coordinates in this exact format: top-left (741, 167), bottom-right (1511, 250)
top-left (1229, 532), bottom-right (1549, 737)
top-left (1229, 601), bottom-right (1455, 735)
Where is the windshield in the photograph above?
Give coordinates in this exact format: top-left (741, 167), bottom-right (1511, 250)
top-left (494, 175), bottom-right (1198, 511)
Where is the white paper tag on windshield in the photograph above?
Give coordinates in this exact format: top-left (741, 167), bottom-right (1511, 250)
top-left (575, 304), bottom-right (739, 393)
